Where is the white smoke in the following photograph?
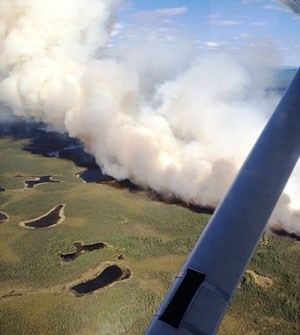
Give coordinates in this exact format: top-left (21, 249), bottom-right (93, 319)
top-left (0, 0), bottom-right (299, 234)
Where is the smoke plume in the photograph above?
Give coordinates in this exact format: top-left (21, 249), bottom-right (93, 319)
top-left (0, 0), bottom-right (299, 234)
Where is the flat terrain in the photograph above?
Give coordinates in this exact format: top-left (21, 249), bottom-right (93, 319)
top-left (0, 135), bottom-right (299, 334)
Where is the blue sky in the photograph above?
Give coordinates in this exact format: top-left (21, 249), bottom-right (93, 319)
top-left (114, 0), bottom-right (300, 66)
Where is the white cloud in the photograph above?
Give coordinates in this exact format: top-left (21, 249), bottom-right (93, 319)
top-left (154, 7), bottom-right (188, 17)
top-left (156, 27), bottom-right (177, 33)
top-left (111, 23), bottom-right (123, 37)
top-left (194, 40), bottom-right (227, 51)
top-left (242, 0), bottom-right (264, 3)
top-left (114, 23), bottom-right (123, 30)
top-left (208, 20), bottom-right (243, 27)
top-left (205, 42), bottom-right (219, 47)
top-left (251, 21), bottom-right (267, 26)
top-left (135, 7), bottom-right (188, 21)
top-left (162, 18), bottom-right (173, 24)
top-left (204, 41), bottom-right (225, 48)
top-left (279, 46), bottom-right (291, 50)
top-left (263, 4), bottom-right (291, 13)
top-left (233, 33), bottom-right (250, 40)
top-left (127, 26), bottom-right (177, 44)
top-left (208, 13), bottom-right (221, 19)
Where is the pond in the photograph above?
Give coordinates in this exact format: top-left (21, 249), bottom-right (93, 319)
top-left (71, 265), bottom-right (131, 295)
top-left (0, 212), bottom-right (8, 224)
top-left (15, 175), bottom-right (60, 188)
top-left (77, 168), bottom-right (113, 183)
top-left (60, 241), bottom-right (107, 262)
top-left (21, 204), bottom-right (65, 229)
top-left (24, 175), bottom-right (60, 188)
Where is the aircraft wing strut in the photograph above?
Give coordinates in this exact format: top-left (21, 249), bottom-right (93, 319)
top-left (146, 68), bottom-right (300, 335)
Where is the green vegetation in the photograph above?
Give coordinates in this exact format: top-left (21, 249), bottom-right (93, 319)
top-left (0, 136), bottom-right (300, 334)
top-left (219, 232), bottom-right (300, 334)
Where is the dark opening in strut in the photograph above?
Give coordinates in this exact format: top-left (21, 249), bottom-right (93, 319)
top-left (159, 269), bottom-right (205, 328)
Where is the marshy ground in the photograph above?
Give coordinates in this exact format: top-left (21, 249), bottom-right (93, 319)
top-left (0, 126), bottom-right (300, 335)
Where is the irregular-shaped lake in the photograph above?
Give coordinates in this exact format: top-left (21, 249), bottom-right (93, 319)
top-left (21, 204), bottom-right (65, 229)
top-left (24, 175), bottom-right (60, 188)
top-left (15, 175), bottom-right (60, 188)
top-left (71, 265), bottom-right (131, 295)
top-left (77, 168), bottom-right (113, 183)
top-left (60, 241), bottom-right (107, 262)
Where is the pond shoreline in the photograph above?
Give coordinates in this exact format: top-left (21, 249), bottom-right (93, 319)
top-left (20, 204), bottom-right (65, 229)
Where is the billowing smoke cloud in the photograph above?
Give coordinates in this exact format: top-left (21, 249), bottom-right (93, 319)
top-left (0, 0), bottom-right (299, 234)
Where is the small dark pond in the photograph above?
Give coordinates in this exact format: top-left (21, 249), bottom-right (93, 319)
top-left (60, 241), bottom-right (106, 262)
top-left (23, 204), bottom-right (64, 229)
top-left (15, 175), bottom-right (60, 188)
top-left (71, 265), bottom-right (130, 295)
top-left (0, 212), bottom-right (8, 224)
top-left (25, 176), bottom-right (60, 188)
top-left (0, 187), bottom-right (5, 192)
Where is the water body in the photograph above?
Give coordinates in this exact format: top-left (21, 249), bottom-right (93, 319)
top-left (78, 169), bottom-right (142, 193)
top-left (0, 119), bottom-right (96, 168)
top-left (24, 175), bottom-right (60, 188)
top-left (0, 212), bottom-right (8, 224)
top-left (22, 204), bottom-right (65, 229)
top-left (60, 241), bottom-right (106, 262)
top-left (0, 187), bottom-right (5, 192)
top-left (78, 168), bottom-right (214, 214)
top-left (78, 168), bottom-right (113, 183)
top-left (77, 167), bottom-right (144, 193)
top-left (21, 126), bottom-right (87, 164)
top-left (71, 265), bottom-right (130, 295)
